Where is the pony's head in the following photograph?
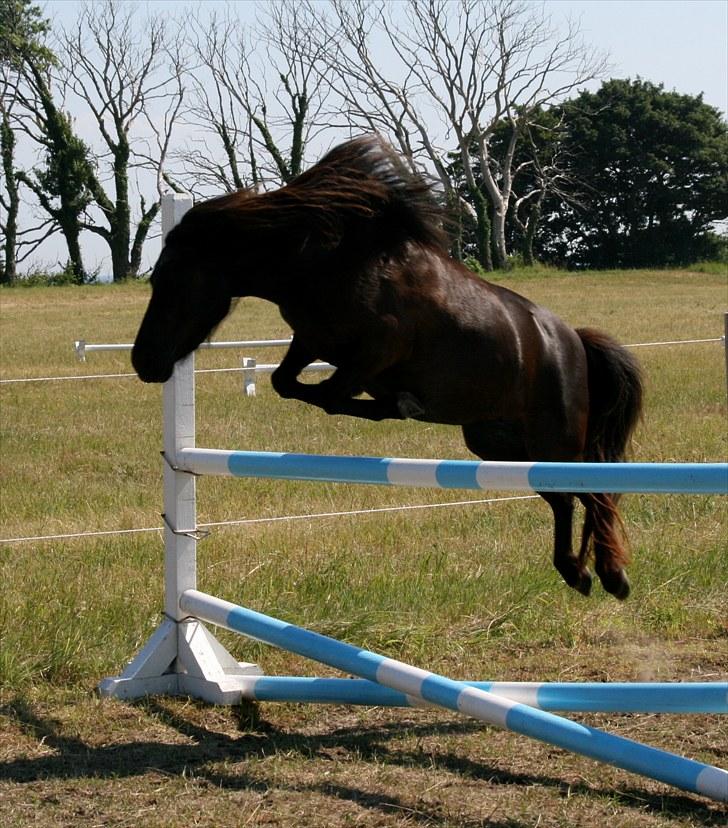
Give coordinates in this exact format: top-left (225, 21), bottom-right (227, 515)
top-left (132, 134), bottom-right (447, 383)
top-left (132, 223), bottom-right (233, 383)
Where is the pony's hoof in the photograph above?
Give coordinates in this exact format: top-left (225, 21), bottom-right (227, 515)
top-left (397, 392), bottom-right (425, 419)
top-left (574, 569), bottom-right (593, 597)
top-left (600, 569), bottom-right (631, 601)
top-left (558, 564), bottom-right (592, 596)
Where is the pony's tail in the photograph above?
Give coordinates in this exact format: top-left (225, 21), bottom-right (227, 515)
top-left (575, 329), bottom-right (644, 598)
top-left (577, 328), bottom-right (644, 464)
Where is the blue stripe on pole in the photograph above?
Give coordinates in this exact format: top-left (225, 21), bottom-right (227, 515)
top-left (221, 450), bottom-right (728, 494)
top-left (227, 451), bottom-right (392, 485)
top-left (527, 462), bottom-right (728, 494)
top-left (250, 676), bottom-right (416, 706)
top-left (434, 460), bottom-right (482, 489)
top-left (225, 604), bottom-right (384, 682)
top-left (504, 705), bottom-right (709, 794)
top-left (419, 674), bottom-right (467, 709)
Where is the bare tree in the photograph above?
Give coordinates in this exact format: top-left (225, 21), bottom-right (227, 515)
top-left (322, 0), bottom-right (461, 209)
top-left (181, 1), bottom-right (331, 196)
top-left (320, 0), bottom-right (606, 269)
top-left (59, 1), bottom-right (185, 280)
top-left (509, 115), bottom-right (576, 266)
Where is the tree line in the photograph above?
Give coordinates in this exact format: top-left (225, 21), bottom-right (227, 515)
top-left (2, 0), bottom-right (726, 284)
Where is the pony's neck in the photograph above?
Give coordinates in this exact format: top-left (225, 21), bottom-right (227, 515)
top-left (226, 257), bottom-right (293, 307)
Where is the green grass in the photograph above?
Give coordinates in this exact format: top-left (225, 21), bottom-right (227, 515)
top-left (1, 270), bottom-right (726, 691)
top-left (1, 269), bottom-right (727, 825)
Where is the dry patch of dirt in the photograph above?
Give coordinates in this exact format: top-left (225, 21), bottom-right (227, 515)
top-left (1, 660), bottom-right (725, 828)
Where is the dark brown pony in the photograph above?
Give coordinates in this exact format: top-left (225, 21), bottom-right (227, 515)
top-left (133, 135), bottom-right (643, 599)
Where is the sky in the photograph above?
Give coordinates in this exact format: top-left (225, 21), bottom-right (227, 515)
top-left (551, 0), bottom-right (726, 112)
top-left (15, 0), bottom-right (728, 275)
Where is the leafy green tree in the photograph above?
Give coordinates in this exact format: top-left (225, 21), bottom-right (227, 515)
top-left (1, 0), bottom-right (93, 283)
top-left (16, 104), bottom-right (94, 282)
top-left (542, 79), bottom-right (728, 268)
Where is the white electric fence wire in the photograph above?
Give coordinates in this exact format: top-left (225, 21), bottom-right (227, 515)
top-left (0, 495), bottom-right (539, 545)
top-left (0, 336), bottom-right (724, 385)
top-left (626, 337), bottom-right (723, 348)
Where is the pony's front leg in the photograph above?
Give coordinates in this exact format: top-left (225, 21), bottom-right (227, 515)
top-left (270, 336), bottom-right (319, 401)
top-left (270, 337), bottom-right (362, 411)
top-left (271, 339), bottom-right (407, 421)
top-left (313, 374), bottom-right (407, 421)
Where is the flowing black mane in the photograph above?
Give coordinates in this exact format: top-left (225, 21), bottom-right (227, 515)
top-left (171, 135), bottom-right (447, 253)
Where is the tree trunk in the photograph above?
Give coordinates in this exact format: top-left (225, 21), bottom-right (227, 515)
top-left (471, 188), bottom-right (493, 272)
top-left (111, 139), bottom-right (132, 281)
top-left (62, 222), bottom-right (85, 284)
top-left (520, 196), bottom-right (543, 267)
top-left (130, 200), bottom-right (160, 277)
top-left (1, 114), bottom-right (18, 284)
top-left (492, 203), bottom-right (509, 270)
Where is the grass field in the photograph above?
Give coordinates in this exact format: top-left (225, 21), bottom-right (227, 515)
top-left (1, 269), bottom-right (726, 826)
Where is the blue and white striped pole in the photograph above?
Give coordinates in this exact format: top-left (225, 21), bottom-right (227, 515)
top-left (179, 589), bottom-right (728, 802)
top-left (176, 449), bottom-right (728, 495)
top-left (236, 676), bottom-right (728, 714)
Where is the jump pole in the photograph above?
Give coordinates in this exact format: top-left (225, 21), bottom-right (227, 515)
top-left (231, 676), bottom-right (728, 714)
top-left (176, 448), bottom-right (728, 495)
top-left (180, 589), bottom-right (728, 802)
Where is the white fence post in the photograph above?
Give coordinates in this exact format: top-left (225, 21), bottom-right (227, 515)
top-left (99, 192), bottom-right (260, 703)
top-left (723, 311), bottom-right (728, 402)
top-left (242, 357), bottom-right (257, 396)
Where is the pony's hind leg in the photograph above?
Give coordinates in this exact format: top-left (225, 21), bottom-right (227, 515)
top-left (578, 493), bottom-right (630, 600)
top-left (540, 492), bottom-right (593, 597)
top-left (462, 423), bottom-right (589, 596)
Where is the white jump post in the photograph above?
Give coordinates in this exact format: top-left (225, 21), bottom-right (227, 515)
top-left (242, 357), bottom-right (257, 396)
top-left (99, 193), bottom-right (260, 702)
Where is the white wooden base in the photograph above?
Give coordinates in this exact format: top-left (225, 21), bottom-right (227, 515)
top-left (98, 617), bottom-right (261, 705)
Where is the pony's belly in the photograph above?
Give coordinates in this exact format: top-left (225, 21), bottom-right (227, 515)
top-left (415, 394), bottom-right (514, 426)
top-left (366, 378), bottom-right (516, 426)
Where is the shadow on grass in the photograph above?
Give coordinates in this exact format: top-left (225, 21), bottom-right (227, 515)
top-left (0, 695), bottom-right (723, 827)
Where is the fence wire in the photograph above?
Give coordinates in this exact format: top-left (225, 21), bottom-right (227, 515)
top-left (0, 336), bottom-right (724, 385)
